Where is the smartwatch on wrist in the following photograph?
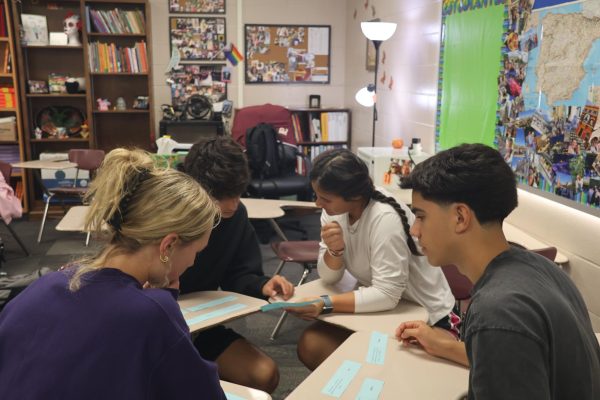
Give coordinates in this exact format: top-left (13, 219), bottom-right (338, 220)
top-left (320, 295), bottom-right (334, 314)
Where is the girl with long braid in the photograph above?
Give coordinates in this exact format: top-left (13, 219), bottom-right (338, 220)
top-left (287, 148), bottom-right (458, 370)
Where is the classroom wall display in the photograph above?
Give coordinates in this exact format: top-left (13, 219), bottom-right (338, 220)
top-left (437, 0), bottom-right (600, 213)
top-left (169, 0), bottom-right (225, 14)
top-left (169, 64), bottom-right (227, 110)
top-left (244, 24), bottom-right (331, 84)
top-left (170, 17), bottom-right (226, 61)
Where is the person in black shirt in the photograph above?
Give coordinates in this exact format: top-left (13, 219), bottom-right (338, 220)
top-left (396, 143), bottom-right (600, 400)
top-left (179, 136), bottom-right (294, 394)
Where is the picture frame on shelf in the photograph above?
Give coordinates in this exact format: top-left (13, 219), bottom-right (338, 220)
top-left (168, 64), bottom-right (227, 110)
top-left (169, 17), bottom-right (226, 61)
top-left (21, 14), bottom-right (48, 46)
top-left (132, 96), bottom-right (149, 110)
top-left (244, 24), bottom-right (331, 84)
top-left (28, 80), bottom-right (49, 94)
top-left (168, 0), bottom-right (225, 14)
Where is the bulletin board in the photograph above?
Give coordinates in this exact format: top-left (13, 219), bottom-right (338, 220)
top-left (168, 0), bottom-right (225, 14)
top-left (437, 0), bottom-right (600, 215)
top-left (170, 17), bottom-right (226, 61)
top-left (244, 24), bottom-right (331, 84)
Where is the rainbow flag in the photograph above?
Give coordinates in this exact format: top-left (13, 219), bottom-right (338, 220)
top-left (224, 43), bottom-right (244, 66)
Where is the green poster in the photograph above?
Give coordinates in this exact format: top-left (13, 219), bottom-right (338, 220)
top-left (438, 5), bottom-right (505, 150)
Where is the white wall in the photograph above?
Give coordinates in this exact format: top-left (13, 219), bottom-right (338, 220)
top-left (344, 0), bottom-right (442, 152)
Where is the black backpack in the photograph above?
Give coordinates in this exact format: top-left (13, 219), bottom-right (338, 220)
top-left (246, 123), bottom-right (281, 179)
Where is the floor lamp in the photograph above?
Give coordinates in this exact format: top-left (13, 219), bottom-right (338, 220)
top-left (355, 21), bottom-right (397, 147)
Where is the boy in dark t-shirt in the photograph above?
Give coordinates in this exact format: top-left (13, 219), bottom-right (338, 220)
top-left (396, 143), bottom-right (600, 400)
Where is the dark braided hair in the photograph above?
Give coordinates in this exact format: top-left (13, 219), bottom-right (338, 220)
top-left (310, 148), bottom-right (420, 256)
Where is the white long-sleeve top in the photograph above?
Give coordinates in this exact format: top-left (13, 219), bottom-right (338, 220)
top-left (317, 198), bottom-right (455, 324)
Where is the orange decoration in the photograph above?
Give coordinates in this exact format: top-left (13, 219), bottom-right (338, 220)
top-left (392, 138), bottom-right (404, 149)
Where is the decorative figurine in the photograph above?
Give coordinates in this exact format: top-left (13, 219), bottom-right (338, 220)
top-left (80, 122), bottom-right (89, 138)
top-left (115, 97), bottom-right (127, 111)
top-left (34, 127), bottom-right (42, 139)
top-left (63, 13), bottom-right (82, 47)
top-left (97, 98), bottom-right (111, 111)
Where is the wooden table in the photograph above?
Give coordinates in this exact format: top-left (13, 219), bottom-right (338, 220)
top-left (289, 271), bottom-right (428, 335)
top-left (287, 331), bottom-right (469, 399)
top-left (178, 290), bottom-right (268, 333)
top-left (241, 198), bottom-right (317, 241)
top-left (221, 381), bottom-right (271, 400)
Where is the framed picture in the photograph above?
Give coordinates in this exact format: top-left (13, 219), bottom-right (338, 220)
top-left (169, 0), bottom-right (225, 14)
top-left (169, 64), bottom-right (227, 110)
top-left (244, 24), bottom-right (331, 84)
top-left (170, 17), bottom-right (226, 61)
top-left (366, 39), bottom-right (376, 72)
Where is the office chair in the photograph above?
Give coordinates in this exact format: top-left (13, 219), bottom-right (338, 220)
top-left (38, 149), bottom-right (105, 243)
top-left (269, 240), bottom-right (320, 340)
top-left (531, 246), bottom-right (557, 262)
top-left (0, 161), bottom-right (28, 256)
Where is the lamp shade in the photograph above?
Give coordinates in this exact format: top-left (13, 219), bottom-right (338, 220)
top-left (361, 22), bottom-right (397, 41)
top-left (355, 85), bottom-right (375, 107)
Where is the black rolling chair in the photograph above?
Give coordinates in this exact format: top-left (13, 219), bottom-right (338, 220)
top-left (0, 160), bottom-right (28, 257)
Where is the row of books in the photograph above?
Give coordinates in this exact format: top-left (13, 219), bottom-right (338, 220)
top-left (88, 41), bottom-right (148, 73)
top-left (296, 144), bottom-right (347, 174)
top-left (0, 86), bottom-right (15, 108)
top-left (291, 112), bottom-right (349, 143)
top-left (86, 7), bottom-right (145, 34)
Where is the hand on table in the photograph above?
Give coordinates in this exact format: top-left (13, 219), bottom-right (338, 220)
top-left (262, 275), bottom-right (294, 299)
top-left (395, 320), bottom-right (456, 356)
top-left (284, 296), bottom-right (324, 321)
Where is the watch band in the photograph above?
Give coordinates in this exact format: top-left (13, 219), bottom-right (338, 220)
top-left (320, 295), bottom-right (334, 314)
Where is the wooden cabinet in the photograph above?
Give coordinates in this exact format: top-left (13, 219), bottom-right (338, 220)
top-left (289, 107), bottom-right (351, 162)
top-left (0, 0), bottom-right (28, 211)
top-left (10, 0), bottom-right (153, 210)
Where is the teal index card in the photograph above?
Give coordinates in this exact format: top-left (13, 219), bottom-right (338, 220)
top-left (366, 331), bottom-right (388, 365)
top-left (355, 378), bottom-right (384, 400)
top-left (225, 393), bottom-right (246, 400)
top-left (185, 295), bottom-right (237, 312)
top-left (185, 303), bottom-right (247, 326)
top-left (260, 299), bottom-right (321, 312)
top-left (321, 360), bottom-right (362, 398)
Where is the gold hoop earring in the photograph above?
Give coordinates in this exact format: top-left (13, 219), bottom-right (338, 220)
top-left (159, 254), bottom-right (169, 263)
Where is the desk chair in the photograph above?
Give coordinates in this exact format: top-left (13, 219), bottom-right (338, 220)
top-left (532, 246), bottom-right (557, 262)
top-left (269, 240), bottom-right (320, 340)
top-left (441, 264), bottom-right (472, 314)
top-left (38, 149), bottom-right (105, 243)
top-left (0, 161), bottom-right (28, 256)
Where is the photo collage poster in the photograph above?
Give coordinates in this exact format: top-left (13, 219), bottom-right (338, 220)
top-left (169, 0), bottom-right (228, 107)
top-left (440, 0), bottom-right (600, 211)
top-left (244, 24), bottom-right (331, 84)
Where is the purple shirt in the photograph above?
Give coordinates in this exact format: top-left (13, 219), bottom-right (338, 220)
top-left (0, 268), bottom-right (225, 400)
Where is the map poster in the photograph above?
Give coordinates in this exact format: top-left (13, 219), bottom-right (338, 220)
top-left (495, 0), bottom-right (600, 210)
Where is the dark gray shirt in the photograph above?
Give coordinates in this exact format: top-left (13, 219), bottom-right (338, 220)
top-left (463, 246), bottom-right (600, 400)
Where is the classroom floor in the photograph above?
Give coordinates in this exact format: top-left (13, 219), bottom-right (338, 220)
top-left (0, 212), bottom-right (322, 400)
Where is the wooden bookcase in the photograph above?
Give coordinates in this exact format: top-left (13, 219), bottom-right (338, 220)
top-left (0, 0), bottom-right (28, 211)
top-left (289, 107), bottom-right (351, 163)
top-left (10, 0), bottom-right (154, 210)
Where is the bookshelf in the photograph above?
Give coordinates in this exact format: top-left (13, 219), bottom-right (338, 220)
top-left (0, 0), bottom-right (28, 211)
top-left (288, 107), bottom-right (351, 163)
top-left (10, 0), bottom-right (153, 211)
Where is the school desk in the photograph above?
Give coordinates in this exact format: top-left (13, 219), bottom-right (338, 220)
top-left (178, 290), bottom-right (268, 334)
top-left (12, 159), bottom-right (77, 200)
top-left (220, 380), bottom-right (272, 400)
top-left (287, 330), bottom-right (469, 399)
top-left (287, 271), bottom-right (428, 335)
top-left (240, 198), bottom-right (317, 241)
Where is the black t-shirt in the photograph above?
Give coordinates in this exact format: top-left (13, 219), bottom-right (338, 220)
top-left (179, 203), bottom-right (270, 299)
top-left (464, 246), bottom-right (600, 400)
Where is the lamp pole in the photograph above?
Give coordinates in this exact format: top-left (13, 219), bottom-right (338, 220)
top-left (371, 40), bottom-right (381, 147)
